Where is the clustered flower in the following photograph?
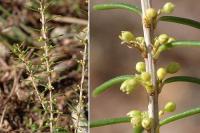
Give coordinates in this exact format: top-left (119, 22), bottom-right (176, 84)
top-left (118, 2), bottom-right (177, 131)
top-left (120, 62), bottom-right (153, 94)
top-left (127, 110), bottom-right (152, 130)
top-left (144, 2), bottom-right (175, 28)
top-left (127, 101), bottom-right (176, 130)
top-left (120, 61), bottom-right (181, 95)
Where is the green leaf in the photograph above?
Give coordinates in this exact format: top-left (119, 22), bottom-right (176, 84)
top-left (164, 76), bottom-right (200, 85)
top-left (160, 16), bottom-right (200, 30)
top-left (90, 107), bottom-right (200, 128)
top-left (90, 117), bottom-right (143, 132)
top-left (90, 117), bottom-right (130, 128)
top-left (156, 40), bottom-right (200, 56)
top-left (92, 75), bottom-right (133, 97)
top-left (160, 107), bottom-right (200, 126)
top-left (93, 75), bottom-right (200, 97)
top-left (93, 3), bottom-right (142, 15)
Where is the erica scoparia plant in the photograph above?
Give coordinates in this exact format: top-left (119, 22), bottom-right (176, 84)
top-left (91, 1), bottom-right (200, 133)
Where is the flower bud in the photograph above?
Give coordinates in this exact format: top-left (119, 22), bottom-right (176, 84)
top-left (162, 2), bottom-right (175, 14)
top-left (159, 110), bottom-right (164, 117)
top-left (166, 62), bottom-right (181, 74)
top-left (127, 110), bottom-right (141, 117)
top-left (145, 8), bottom-right (157, 20)
top-left (167, 37), bottom-right (176, 43)
top-left (141, 118), bottom-right (152, 130)
top-left (131, 116), bottom-right (142, 127)
top-left (136, 62), bottom-right (146, 73)
top-left (136, 37), bottom-right (145, 43)
top-left (145, 85), bottom-right (154, 94)
top-left (157, 68), bottom-right (167, 80)
top-left (141, 111), bottom-right (149, 119)
top-left (141, 72), bottom-right (151, 82)
top-left (164, 101), bottom-right (176, 112)
top-left (158, 34), bottom-right (169, 44)
top-left (120, 78), bottom-right (139, 94)
top-left (119, 31), bottom-right (135, 42)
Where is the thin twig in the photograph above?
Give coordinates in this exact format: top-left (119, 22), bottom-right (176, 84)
top-left (75, 42), bottom-right (87, 133)
top-left (39, 0), bottom-right (54, 132)
top-left (140, 0), bottom-right (159, 133)
top-left (52, 15), bottom-right (88, 25)
top-left (0, 105), bottom-right (7, 128)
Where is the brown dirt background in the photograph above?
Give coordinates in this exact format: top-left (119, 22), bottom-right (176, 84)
top-left (90, 0), bottom-right (200, 133)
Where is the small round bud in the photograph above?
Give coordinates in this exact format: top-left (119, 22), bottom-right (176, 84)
top-left (158, 34), bottom-right (169, 44)
top-left (157, 67), bottom-right (167, 80)
top-left (145, 85), bottom-right (154, 94)
top-left (136, 62), bottom-right (146, 73)
top-left (141, 118), bottom-right (151, 130)
top-left (127, 110), bottom-right (141, 117)
top-left (166, 62), bottom-right (181, 74)
top-left (159, 110), bottom-right (165, 117)
top-left (141, 111), bottom-right (149, 119)
top-left (120, 78), bottom-right (139, 94)
top-left (167, 37), bottom-right (176, 43)
top-left (141, 72), bottom-right (151, 82)
top-left (131, 116), bottom-right (142, 127)
top-left (154, 39), bottom-right (160, 48)
top-left (145, 8), bottom-right (157, 20)
top-left (119, 31), bottom-right (135, 42)
top-left (164, 101), bottom-right (176, 112)
top-left (162, 2), bottom-right (175, 14)
top-left (136, 37), bottom-right (145, 43)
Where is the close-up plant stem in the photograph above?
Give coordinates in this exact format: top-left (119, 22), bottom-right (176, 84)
top-left (91, 0), bottom-right (200, 132)
top-left (141, 0), bottom-right (159, 132)
top-left (75, 37), bottom-right (88, 133)
top-left (39, 0), bottom-right (54, 132)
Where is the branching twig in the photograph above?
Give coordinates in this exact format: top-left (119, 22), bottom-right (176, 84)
top-left (75, 41), bottom-right (88, 133)
top-left (52, 15), bottom-right (88, 25)
top-left (39, 0), bottom-right (54, 132)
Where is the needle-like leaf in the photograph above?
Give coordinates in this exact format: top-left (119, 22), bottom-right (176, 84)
top-left (90, 117), bottom-right (130, 128)
top-left (160, 107), bottom-right (200, 126)
top-left (156, 40), bottom-right (200, 57)
top-left (90, 107), bottom-right (200, 128)
top-left (92, 75), bottom-right (133, 97)
top-left (164, 76), bottom-right (200, 85)
top-left (160, 16), bottom-right (200, 30)
top-left (93, 3), bottom-right (142, 15)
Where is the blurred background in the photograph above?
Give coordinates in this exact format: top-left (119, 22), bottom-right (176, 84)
top-left (90, 0), bottom-right (200, 133)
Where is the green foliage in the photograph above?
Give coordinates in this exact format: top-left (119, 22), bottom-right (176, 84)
top-left (92, 1), bottom-right (200, 132)
top-left (92, 75), bottom-right (133, 97)
top-left (93, 3), bottom-right (141, 15)
top-left (90, 107), bottom-right (200, 128)
top-left (160, 16), bottom-right (200, 29)
top-left (90, 117), bottom-right (130, 128)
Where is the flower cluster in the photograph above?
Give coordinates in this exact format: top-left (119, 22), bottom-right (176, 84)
top-left (127, 110), bottom-right (152, 130)
top-left (120, 61), bottom-right (180, 95)
top-left (144, 2), bottom-right (175, 28)
top-left (119, 32), bottom-right (176, 59)
top-left (127, 101), bottom-right (176, 130)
